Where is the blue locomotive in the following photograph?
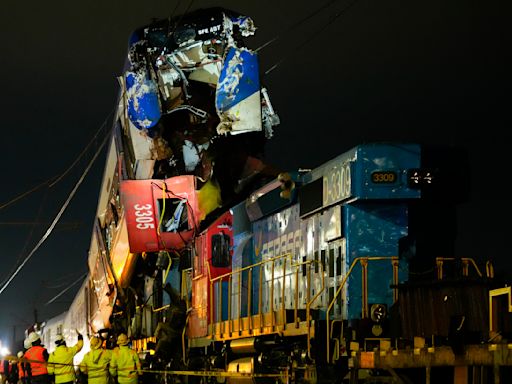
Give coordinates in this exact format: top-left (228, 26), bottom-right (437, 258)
top-left (163, 141), bottom-right (470, 382)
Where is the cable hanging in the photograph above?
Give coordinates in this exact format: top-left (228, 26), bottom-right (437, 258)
top-left (255, 0), bottom-right (343, 53)
top-left (0, 128), bottom-right (111, 296)
top-left (0, 108), bottom-right (114, 212)
top-left (264, 0), bottom-right (361, 76)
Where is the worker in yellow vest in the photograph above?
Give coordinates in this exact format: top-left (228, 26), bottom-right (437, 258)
top-left (47, 332), bottom-right (84, 384)
top-left (79, 336), bottom-right (112, 384)
top-left (109, 334), bottom-right (141, 384)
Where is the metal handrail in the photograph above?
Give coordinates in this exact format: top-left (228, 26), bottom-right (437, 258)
top-left (209, 252), bottom-right (296, 333)
top-left (325, 256), bottom-right (399, 364)
top-left (208, 252), bottom-right (324, 349)
top-left (436, 257), bottom-right (484, 280)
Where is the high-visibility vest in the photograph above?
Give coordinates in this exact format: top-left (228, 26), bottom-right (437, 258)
top-left (109, 346), bottom-right (141, 384)
top-left (24, 346), bottom-right (48, 376)
top-left (1, 360), bottom-right (11, 375)
top-left (79, 349), bottom-right (112, 384)
top-left (47, 340), bottom-right (83, 384)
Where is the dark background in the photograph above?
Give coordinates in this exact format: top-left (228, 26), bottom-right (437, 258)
top-left (0, 0), bottom-right (510, 349)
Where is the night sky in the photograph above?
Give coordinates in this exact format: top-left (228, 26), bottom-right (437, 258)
top-left (0, 0), bottom-right (510, 348)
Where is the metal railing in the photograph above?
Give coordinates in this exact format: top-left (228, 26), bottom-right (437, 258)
top-left (325, 256), bottom-right (399, 364)
top-left (208, 252), bottom-right (324, 356)
top-left (435, 257), bottom-right (493, 280)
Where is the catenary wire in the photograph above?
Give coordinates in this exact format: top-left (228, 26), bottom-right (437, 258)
top-left (255, 0), bottom-right (344, 53)
top-left (0, 190), bottom-right (50, 288)
top-left (264, 0), bottom-right (361, 75)
top-left (0, 108), bottom-right (114, 212)
top-left (0, 128), bottom-right (111, 296)
top-left (45, 272), bottom-right (87, 305)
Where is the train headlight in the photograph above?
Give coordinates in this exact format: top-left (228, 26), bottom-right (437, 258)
top-left (407, 169), bottom-right (435, 188)
top-left (370, 304), bottom-right (387, 323)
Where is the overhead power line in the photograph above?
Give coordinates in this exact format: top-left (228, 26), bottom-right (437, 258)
top-left (45, 272), bottom-right (87, 305)
top-left (0, 129), bottom-right (110, 296)
top-left (0, 222), bottom-right (81, 227)
top-left (255, 0), bottom-right (342, 53)
top-left (0, 108), bottom-right (113, 212)
top-left (264, 0), bottom-right (361, 75)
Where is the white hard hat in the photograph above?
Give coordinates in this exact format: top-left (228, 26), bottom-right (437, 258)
top-left (23, 338), bottom-right (31, 349)
top-left (17, 351), bottom-right (23, 358)
top-left (28, 331), bottom-right (40, 344)
top-left (55, 334), bottom-right (64, 344)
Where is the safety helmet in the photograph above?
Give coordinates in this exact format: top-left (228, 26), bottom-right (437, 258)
top-left (55, 334), bottom-right (64, 344)
top-left (116, 333), bottom-right (129, 346)
top-left (89, 337), bottom-right (102, 350)
top-left (23, 338), bottom-right (31, 350)
top-left (28, 332), bottom-right (40, 344)
top-left (17, 351), bottom-right (23, 359)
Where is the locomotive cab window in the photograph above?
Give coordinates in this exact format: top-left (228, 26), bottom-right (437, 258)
top-left (211, 233), bottom-right (230, 268)
top-left (158, 198), bottom-right (189, 232)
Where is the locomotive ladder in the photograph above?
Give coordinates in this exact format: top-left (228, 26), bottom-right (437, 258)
top-left (325, 256), bottom-right (400, 364)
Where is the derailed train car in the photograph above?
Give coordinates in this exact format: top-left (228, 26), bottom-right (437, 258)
top-left (83, 6), bottom-right (281, 340)
top-left (34, 7), bottom-right (505, 384)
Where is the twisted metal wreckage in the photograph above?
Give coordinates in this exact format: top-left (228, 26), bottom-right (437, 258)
top-left (121, 8), bottom-right (280, 212)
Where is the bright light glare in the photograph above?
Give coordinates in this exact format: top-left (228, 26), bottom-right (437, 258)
top-left (0, 346), bottom-right (10, 356)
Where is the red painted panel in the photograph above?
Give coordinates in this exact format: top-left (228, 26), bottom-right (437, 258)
top-left (120, 176), bottom-right (203, 253)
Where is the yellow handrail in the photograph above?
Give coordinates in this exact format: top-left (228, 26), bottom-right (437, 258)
top-left (325, 256), bottom-right (398, 364)
top-left (436, 257), bottom-right (485, 280)
top-left (209, 253), bottom-right (295, 336)
top-left (210, 253), bottom-right (294, 283)
top-left (207, 252), bottom-right (324, 350)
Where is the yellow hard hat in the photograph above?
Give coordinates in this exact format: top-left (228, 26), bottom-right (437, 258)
top-left (90, 337), bottom-right (102, 350)
top-left (116, 333), bottom-right (129, 346)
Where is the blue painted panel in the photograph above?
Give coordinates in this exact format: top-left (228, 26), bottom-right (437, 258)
top-left (216, 47), bottom-right (260, 112)
top-left (250, 205), bottom-right (300, 316)
top-left (345, 203), bottom-right (409, 320)
top-left (303, 143), bottom-right (421, 205)
top-left (231, 201), bottom-right (253, 317)
top-left (214, 280), bottom-right (230, 322)
top-left (252, 218), bottom-right (276, 315)
top-left (126, 68), bottom-right (161, 131)
top-left (352, 143), bottom-right (421, 199)
top-left (232, 232), bottom-right (253, 317)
